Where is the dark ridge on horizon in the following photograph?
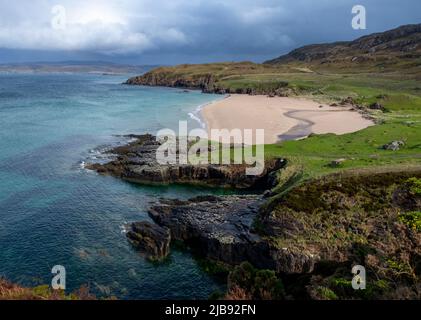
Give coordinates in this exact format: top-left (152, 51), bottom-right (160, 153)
top-left (265, 23), bottom-right (421, 65)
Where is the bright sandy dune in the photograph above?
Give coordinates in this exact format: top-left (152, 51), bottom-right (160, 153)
top-left (202, 94), bottom-right (374, 144)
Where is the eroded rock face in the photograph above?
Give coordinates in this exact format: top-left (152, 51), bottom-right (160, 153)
top-left (125, 70), bottom-right (291, 96)
top-left (87, 134), bottom-right (285, 189)
top-left (126, 221), bottom-right (171, 260)
top-left (149, 195), bottom-right (265, 264)
top-left (125, 72), bottom-right (215, 90)
top-left (147, 195), bottom-right (320, 274)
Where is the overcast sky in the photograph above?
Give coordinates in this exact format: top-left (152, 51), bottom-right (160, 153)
top-left (0, 0), bottom-right (420, 65)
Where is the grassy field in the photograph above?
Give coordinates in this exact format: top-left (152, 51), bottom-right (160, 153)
top-left (263, 72), bottom-right (421, 176)
top-left (210, 70), bottom-right (421, 184)
top-left (141, 61), bottom-right (421, 181)
top-left (200, 69), bottom-right (421, 181)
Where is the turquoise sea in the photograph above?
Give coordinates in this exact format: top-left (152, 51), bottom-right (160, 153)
top-left (0, 72), bottom-right (228, 299)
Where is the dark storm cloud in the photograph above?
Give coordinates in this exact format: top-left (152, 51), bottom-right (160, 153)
top-left (0, 0), bottom-right (420, 64)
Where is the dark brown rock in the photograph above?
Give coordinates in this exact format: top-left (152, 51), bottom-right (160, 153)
top-left (147, 195), bottom-right (319, 274)
top-left (340, 96), bottom-right (356, 106)
top-left (148, 195), bottom-right (266, 265)
top-left (369, 102), bottom-right (386, 111)
top-left (126, 221), bottom-right (171, 260)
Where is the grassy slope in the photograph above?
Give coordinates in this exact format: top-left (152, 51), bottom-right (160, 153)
top-left (197, 68), bottom-right (421, 181)
top-left (261, 71), bottom-right (421, 180)
top-left (177, 65), bottom-right (421, 180)
top-left (136, 58), bottom-right (421, 181)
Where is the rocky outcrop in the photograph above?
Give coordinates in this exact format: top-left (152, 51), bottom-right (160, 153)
top-left (123, 60), bottom-right (292, 96)
top-left (87, 132), bottom-right (421, 298)
top-left (126, 221), bottom-right (171, 260)
top-left (144, 169), bottom-right (421, 283)
top-left (87, 134), bottom-right (286, 189)
top-left (383, 140), bottom-right (405, 151)
top-left (125, 72), bottom-right (216, 90)
top-left (148, 195), bottom-right (319, 274)
top-left (125, 71), bottom-right (290, 96)
top-left (149, 195), bottom-right (265, 264)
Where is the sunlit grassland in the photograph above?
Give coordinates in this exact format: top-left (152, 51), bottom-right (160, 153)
top-left (169, 63), bottom-right (421, 181)
top-left (259, 72), bottom-right (421, 180)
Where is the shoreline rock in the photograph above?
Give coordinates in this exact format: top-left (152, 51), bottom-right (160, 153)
top-left (147, 195), bottom-right (321, 274)
top-left (127, 221), bottom-right (171, 260)
top-left (124, 71), bottom-right (291, 96)
top-left (87, 133), bottom-right (421, 299)
top-left (87, 134), bottom-right (286, 189)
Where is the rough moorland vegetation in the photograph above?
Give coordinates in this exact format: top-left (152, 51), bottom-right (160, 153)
top-left (0, 278), bottom-right (96, 300)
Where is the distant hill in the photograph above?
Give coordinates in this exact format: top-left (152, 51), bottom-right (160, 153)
top-left (265, 24), bottom-right (421, 72)
top-left (124, 24), bottom-right (421, 99)
top-left (0, 61), bottom-right (157, 74)
top-left (124, 61), bottom-right (287, 94)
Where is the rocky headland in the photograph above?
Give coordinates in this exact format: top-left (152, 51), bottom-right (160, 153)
top-left (87, 134), bottom-right (285, 189)
top-left (125, 70), bottom-right (291, 96)
top-left (88, 134), bottom-right (421, 299)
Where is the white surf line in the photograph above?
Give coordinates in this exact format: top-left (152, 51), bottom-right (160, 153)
top-left (189, 95), bottom-right (229, 129)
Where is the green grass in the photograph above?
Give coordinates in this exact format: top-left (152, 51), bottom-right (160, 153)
top-left (398, 211), bottom-right (421, 231)
top-left (315, 286), bottom-right (338, 300)
top-left (207, 71), bottom-right (421, 183)
top-left (264, 119), bottom-right (421, 179)
top-left (255, 71), bottom-right (421, 181)
top-left (145, 62), bottom-right (421, 181)
top-left (405, 177), bottom-right (421, 195)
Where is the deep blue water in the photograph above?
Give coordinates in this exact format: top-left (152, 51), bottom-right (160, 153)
top-left (0, 72), bottom-right (228, 299)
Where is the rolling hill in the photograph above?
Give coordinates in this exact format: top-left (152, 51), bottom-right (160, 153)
top-left (265, 23), bottom-right (421, 73)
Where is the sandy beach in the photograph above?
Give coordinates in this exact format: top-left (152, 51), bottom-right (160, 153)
top-left (202, 94), bottom-right (374, 144)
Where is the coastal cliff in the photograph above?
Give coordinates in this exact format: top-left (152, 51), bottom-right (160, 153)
top-left (143, 169), bottom-right (421, 299)
top-left (124, 62), bottom-right (293, 96)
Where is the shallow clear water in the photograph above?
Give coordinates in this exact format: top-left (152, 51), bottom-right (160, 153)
top-left (0, 72), bottom-right (228, 299)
